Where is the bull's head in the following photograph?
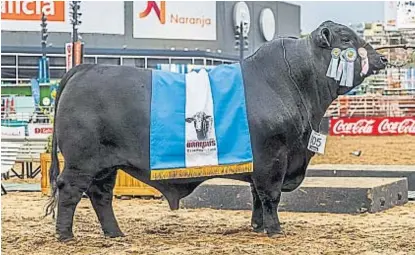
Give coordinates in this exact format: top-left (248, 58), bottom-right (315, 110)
top-left (185, 112), bottom-right (211, 131)
top-left (310, 20), bottom-right (388, 95)
top-left (185, 112), bottom-right (212, 140)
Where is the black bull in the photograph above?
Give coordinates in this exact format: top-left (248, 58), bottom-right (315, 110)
top-left (45, 21), bottom-right (387, 241)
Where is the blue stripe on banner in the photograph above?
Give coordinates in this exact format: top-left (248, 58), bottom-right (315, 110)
top-left (209, 63), bottom-right (253, 165)
top-left (150, 70), bottom-right (186, 169)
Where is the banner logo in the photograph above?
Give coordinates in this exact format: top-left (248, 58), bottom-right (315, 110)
top-left (1, 1), bottom-right (65, 21)
top-left (139, 1), bottom-right (165, 24)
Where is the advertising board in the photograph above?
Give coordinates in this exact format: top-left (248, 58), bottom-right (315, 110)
top-left (133, 1), bottom-right (216, 40)
top-left (329, 117), bottom-right (415, 136)
top-left (1, 126), bottom-right (25, 138)
top-left (397, 1), bottom-right (415, 29)
top-left (27, 124), bottom-right (53, 138)
top-left (1, 1), bottom-right (124, 34)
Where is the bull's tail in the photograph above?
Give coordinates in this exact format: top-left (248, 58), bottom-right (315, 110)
top-left (44, 65), bottom-right (88, 218)
top-left (44, 128), bottom-right (59, 218)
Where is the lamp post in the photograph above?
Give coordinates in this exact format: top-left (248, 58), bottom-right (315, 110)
top-left (235, 21), bottom-right (249, 62)
top-left (41, 12), bottom-right (48, 58)
top-left (38, 12), bottom-right (50, 83)
top-left (70, 1), bottom-right (82, 67)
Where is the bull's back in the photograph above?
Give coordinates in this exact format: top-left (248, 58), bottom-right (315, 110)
top-left (56, 64), bottom-right (152, 170)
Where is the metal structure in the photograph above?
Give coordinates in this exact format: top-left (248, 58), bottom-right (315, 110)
top-left (325, 95), bottom-right (415, 117)
top-left (40, 13), bottom-right (48, 58)
top-left (234, 21), bottom-right (249, 62)
top-left (39, 13), bottom-right (50, 83)
top-left (70, 1), bottom-right (82, 67)
top-left (70, 1), bottom-right (82, 44)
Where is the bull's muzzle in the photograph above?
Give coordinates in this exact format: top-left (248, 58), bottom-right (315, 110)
top-left (379, 55), bottom-right (388, 65)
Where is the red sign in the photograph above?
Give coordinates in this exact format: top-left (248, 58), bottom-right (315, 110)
top-left (65, 43), bottom-right (73, 72)
top-left (34, 127), bottom-right (53, 135)
top-left (27, 124), bottom-right (53, 138)
top-left (330, 117), bottom-right (415, 136)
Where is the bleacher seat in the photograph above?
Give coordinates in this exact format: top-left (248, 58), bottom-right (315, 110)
top-left (2, 136), bottom-right (48, 179)
top-left (1, 140), bottom-right (25, 194)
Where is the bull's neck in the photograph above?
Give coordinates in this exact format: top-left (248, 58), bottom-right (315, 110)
top-left (244, 38), bottom-right (338, 133)
top-left (288, 38), bottom-right (338, 132)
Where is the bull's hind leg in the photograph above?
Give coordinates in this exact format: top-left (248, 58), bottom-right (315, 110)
top-left (56, 167), bottom-right (94, 241)
top-left (252, 150), bottom-right (287, 237)
top-left (250, 183), bottom-right (264, 232)
top-left (86, 169), bottom-right (124, 238)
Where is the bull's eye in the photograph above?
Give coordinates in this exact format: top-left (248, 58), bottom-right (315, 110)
top-left (342, 38), bottom-right (351, 43)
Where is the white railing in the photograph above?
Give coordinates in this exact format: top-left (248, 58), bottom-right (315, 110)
top-left (325, 95), bottom-right (415, 117)
top-left (2, 106), bottom-right (54, 124)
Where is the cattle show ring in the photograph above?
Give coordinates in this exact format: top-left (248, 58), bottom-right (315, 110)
top-left (1, 1), bottom-right (415, 255)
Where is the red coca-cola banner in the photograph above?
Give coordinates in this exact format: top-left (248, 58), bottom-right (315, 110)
top-left (330, 117), bottom-right (415, 136)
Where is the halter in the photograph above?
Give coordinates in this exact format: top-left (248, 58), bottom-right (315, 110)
top-left (374, 44), bottom-right (415, 68)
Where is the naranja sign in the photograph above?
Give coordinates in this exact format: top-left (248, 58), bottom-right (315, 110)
top-left (1, 1), bottom-right (65, 22)
top-left (134, 1), bottom-right (216, 40)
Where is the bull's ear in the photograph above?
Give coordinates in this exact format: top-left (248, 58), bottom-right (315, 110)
top-left (316, 27), bottom-right (332, 48)
top-left (206, 115), bottom-right (212, 119)
top-left (185, 118), bottom-right (194, 123)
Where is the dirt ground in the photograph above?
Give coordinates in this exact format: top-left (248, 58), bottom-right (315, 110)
top-left (310, 135), bottom-right (415, 165)
top-left (2, 136), bottom-right (415, 254)
top-left (1, 193), bottom-right (415, 255)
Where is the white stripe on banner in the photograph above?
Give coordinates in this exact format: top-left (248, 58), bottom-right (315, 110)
top-left (185, 69), bottom-right (219, 167)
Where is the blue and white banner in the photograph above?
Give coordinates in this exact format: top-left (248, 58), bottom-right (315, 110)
top-left (150, 63), bottom-right (253, 180)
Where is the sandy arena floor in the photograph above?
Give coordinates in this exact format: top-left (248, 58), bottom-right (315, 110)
top-left (1, 193), bottom-right (414, 255)
top-left (310, 135), bottom-right (415, 165)
top-left (2, 136), bottom-right (415, 254)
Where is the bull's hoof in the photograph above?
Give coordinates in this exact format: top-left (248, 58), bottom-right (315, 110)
top-left (251, 224), bottom-right (264, 233)
top-left (57, 234), bottom-right (74, 242)
top-left (264, 228), bottom-right (283, 238)
top-left (104, 231), bottom-right (125, 238)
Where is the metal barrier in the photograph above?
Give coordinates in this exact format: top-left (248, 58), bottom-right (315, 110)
top-left (325, 95), bottom-right (415, 117)
top-left (1, 136), bottom-right (48, 179)
top-left (1, 140), bottom-right (25, 193)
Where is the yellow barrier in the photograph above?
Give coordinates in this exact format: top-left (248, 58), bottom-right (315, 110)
top-left (40, 153), bottom-right (162, 197)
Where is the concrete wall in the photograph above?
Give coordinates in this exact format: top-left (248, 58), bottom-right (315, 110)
top-left (1, 1), bottom-right (300, 57)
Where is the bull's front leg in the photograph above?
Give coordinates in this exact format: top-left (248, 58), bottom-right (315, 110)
top-left (252, 151), bottom-right (287, 237)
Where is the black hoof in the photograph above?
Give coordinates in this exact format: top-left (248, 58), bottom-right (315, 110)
top-left (251, 224), bottom-right (264, 233)
top-left (104, 231), bottom-right (125, 238)
top-left (265, 228), bottom-right (283, 237)
top-left (57, 234), bottom-right (74, 242)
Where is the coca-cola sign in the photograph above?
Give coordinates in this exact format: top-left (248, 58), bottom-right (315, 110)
top-left (330, 117), bottom-right (415, 136)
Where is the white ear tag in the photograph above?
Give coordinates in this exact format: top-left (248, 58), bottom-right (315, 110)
top-left (307, 130), bottom-right (327, 155)
top-left (345, 48), bottom-right (357, 87)
top-left (326, 48), bottom-right (341, 78)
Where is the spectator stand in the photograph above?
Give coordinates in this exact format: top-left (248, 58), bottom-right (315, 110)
top-left (1, 137), bottom-right (25, 194)
top-left (2, 103), bottom-right (52, 179)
